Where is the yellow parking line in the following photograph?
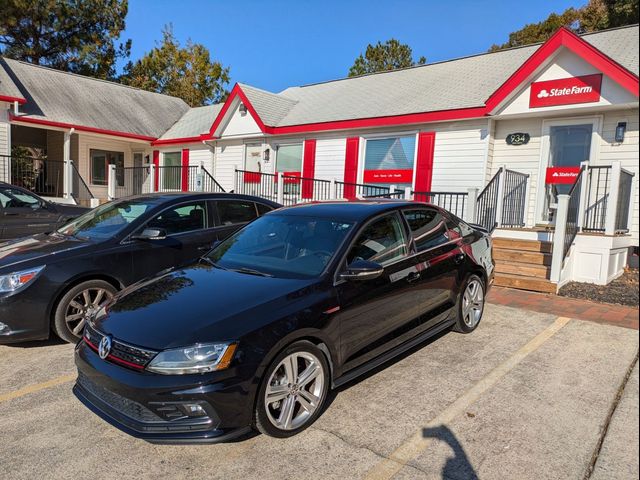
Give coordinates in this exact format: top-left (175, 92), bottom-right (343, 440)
top-left (0, 374), bottom-right (76, 403)
top-left (364, 316), bottom-right (572, 480)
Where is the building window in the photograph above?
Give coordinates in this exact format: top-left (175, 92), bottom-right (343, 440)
top-left (162, 152), bottom-right (181, 190)
top-left (276, 143), bottom-right (303, 194)
top-left (363, 135), bottom-right (416, 188)
top-left (91, 149), bottom-right (124, 186)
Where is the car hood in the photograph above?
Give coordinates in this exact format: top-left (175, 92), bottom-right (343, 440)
top-left (0, 233), bottom-right (89, 272)
top-left (95, 263), bottom-right (318, 350)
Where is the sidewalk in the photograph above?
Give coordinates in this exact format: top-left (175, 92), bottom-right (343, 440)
top-left (488, 286), bottom-right (639, 330)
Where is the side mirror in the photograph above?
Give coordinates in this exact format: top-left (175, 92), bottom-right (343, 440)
top-left (133, 228), bottom-right (167, 241)
top-left (339, 260), bottom-right (384, 282)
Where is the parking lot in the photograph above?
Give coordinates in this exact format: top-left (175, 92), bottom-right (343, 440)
top-left (1, 303), bottom-right (637, 480)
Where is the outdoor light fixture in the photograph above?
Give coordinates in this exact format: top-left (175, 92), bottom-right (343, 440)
top-left (615, 122), bottom-right (627, 143)
top-left (239, 103), bottom-right (248, 115)
top-left (263, 148), bottom-right (270, 162)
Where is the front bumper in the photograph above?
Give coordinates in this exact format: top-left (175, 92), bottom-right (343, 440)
top-left (0, 292), bottom-right (50, 343)
top-left (74, 340), bottom-right (257, 444)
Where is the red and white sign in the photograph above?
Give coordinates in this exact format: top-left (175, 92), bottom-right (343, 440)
top-left (363, 169), bottom-right (413, 184)
top-left (545, 167), bottom-right (581, 184)
top-left (530, 74), bottom-right (602, 108)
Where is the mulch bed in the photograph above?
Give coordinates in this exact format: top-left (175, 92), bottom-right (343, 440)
top-left (559, 268), bottom-right (639, 307)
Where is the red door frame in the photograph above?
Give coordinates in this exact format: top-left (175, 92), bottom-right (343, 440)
top-left (181, 149), bottom-right (190, 192)
top-left (343, 137), bottom-right (359, 199)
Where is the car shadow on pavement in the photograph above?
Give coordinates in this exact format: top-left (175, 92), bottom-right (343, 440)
top-left (423, 425), bottom-right (479, 480)
top-left (2, 336), bottom-right (67, 349)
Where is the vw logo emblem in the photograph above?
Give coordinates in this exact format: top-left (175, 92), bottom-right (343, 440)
top-left (98, 335), bottom-right (112, 360)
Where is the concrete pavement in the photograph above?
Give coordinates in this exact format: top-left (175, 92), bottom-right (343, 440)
top-left (0, 304), bottom-right (637, 480)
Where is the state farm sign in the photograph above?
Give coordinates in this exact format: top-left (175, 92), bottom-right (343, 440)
top-left (545, 167), bottom-right (581, 185)
top-left (530, 74), bottom-right (602, 108)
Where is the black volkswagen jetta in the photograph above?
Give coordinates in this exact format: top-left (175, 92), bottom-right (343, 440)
top-left (74, 201), bottom-right (494, 442)
top-left (0, 192), bottom-right (279, 343)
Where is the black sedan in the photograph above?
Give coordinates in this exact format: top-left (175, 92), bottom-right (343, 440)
top-left (0, 182), bottom-right (89, 240)
top-left (74, 201), bottom-right (494, 443)
top-left (0, 193), bottom-right (279, 344)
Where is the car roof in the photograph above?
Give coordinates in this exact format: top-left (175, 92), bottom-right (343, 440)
top-left (111, 192), bottom-right (281, 206)
top-left (269, 200), bottom-right (437, 222)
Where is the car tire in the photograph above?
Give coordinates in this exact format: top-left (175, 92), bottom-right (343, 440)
top-left (254, 341), bottom-right (330, 438)
top-left (453, 274), bottom-right (485, 334)
top-left (53, 280), bottom-right (117, 343)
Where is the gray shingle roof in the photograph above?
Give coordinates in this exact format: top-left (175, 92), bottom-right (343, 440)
top-left (158, 103), bottom-right (223, 140)
top-left (0, 59), bottom-right (25, 101)
top-left (581, 25), bottom-right (638, 75)
top-left (1, 57), bottom-right (189, 138)
top-left (238, 83), bottom-right (298, 126)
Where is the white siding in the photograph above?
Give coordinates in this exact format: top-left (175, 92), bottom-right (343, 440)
top-left (220, 103), bottom-right (262, 138)
top-left (188, 145), bottom-right (214, 172)
top-left (430, 121), bottom-right (488, 192)
top-left (0, 106), bottom-right (9, 182)
top-left (314, 138), bottom-right (346, 182)
top-left (599, 109), bottom-right (639, 243)
top-left (214, 141), bottom-right (243, 192)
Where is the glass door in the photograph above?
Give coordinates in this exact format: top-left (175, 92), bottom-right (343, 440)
top-left (539, 122), bottom-right (594, 223)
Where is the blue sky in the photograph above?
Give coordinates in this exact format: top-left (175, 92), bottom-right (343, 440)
top-left (119, 0), bottom-right (585, 93)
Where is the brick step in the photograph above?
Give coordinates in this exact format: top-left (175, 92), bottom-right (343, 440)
top-left (493, 248), bottom-right (553, 266)
top-left (494, 261), bottom-right (551, 279)
top-left (493, 237), bottom-right (553, 253)
top-left (494, 273), bottom-right (557, 294)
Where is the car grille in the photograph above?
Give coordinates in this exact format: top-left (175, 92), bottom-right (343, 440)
top-left (77, 373), bottom-right (163, 423)
top-left (84, 324), bottom-right (157, 370)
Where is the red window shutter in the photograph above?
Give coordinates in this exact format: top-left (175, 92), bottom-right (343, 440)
top-left (152, 150), bottom-right (160, 192)
top-left (343, 137), bottom-right (359, 199)
top-left (181, 149), bottom-right (190, 192)
top-left (415, 132), bottom-right (436, 196)
top-left (301, 139), bottom-right (316, 199)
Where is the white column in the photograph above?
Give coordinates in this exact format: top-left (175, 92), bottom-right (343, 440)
top-left (494, 166), bottom-right (506, 228)
top-left (550, 194), bottom-right (570, 283)
top-left (276, 172), bottom-right (284, 205)
top-left (466, 187), bottom-right (479, 223)
top-left (148, 163), bottom-right (156, 193)
top-left (107, 164), bottom-right (116, 200)
top-left (605, 161), bottom-right (622, 235)
top-left (329, 178), bottom-right (337, 200)
top-left (404, 186), bottom-right (412, 200)
top-left (63, 131), bottom-right (71, 198)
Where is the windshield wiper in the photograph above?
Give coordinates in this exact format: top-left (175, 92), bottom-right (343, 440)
top-left (231, 267), bottom-right (273, 277)
top-left (199, 257), bottom-right (227, 270)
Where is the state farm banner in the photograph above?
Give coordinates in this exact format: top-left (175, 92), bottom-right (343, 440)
top-left (363, 169), bottom-right (413, 183)
top-left (530, 74), bottom-right (602, 108)
top-left (545, 167), bottom-right (581, 184)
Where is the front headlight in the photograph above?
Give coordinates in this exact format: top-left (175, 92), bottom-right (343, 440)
top-left (147, 342), bottom-right (237, 375)
top-left (0, 266), bottom-right (45, 293)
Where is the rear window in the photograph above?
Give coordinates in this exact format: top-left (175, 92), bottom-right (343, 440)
top-left (256, 202), bottom-right (274, 216)
top-left (217, 200), bottom-right (258, 225)
top-left (403, 208), bottom-right (449, 251)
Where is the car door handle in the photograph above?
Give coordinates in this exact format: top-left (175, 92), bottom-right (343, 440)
top-left (454, 253), bottom-right (465, 265)
top-left (3, 212), bottom-right (18, 216)
top-left (406, 271), bottom-right (420, 283)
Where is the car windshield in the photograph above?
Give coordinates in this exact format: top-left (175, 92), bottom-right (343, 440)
top-left (207, 214), bottom-right (354, 279)
top-left (57, 199), bottom-right (155, 241)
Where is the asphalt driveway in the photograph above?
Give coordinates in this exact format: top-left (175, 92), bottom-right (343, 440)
top-left (0, 303), bottom-right (637, 480)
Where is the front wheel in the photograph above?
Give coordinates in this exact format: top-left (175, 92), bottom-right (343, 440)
top-left (453, 274), bottom-right (485, 333)
top-left (254, 341), bottom-right (330, 438)
top-left (53, 280), bottom-right (117, 343)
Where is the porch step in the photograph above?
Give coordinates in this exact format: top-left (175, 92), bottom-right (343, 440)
top-left (493, 248), bottom-right (552, 266)
top-left (494, 261), bottom-right (551, 279)
top-left (494, 273), bottom-right (557, 294)
top-left (493, 238), bottom-right (553, 253)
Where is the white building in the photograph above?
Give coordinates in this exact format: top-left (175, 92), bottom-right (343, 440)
top-left (1, 25), bottom-right (638, 291)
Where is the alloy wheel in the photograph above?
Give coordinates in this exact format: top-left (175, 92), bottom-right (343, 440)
top-left (64, 288), bottom-right (114, 337)
top-left (462, 278), bottom-right (484, 328)
top-left (264, 352), bottom-right (325, 430)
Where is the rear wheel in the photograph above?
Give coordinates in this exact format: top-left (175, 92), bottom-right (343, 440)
top-left (453, 275), bottom-right (485, 333)
top-left (53, 280), bottom-right (116, 343)
top-left (254, 341), bottom-right (330, 438)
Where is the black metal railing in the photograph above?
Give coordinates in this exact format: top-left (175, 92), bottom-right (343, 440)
top-left (563, 167), bottom-right (584, 260)
top-left (413, 191), bottom-right (468, 218)
top-left (615, 169), bottom-right (634, 233)
top-left (70, 161), bottom-right (95, 202)
top-left (199, 167), bottom-right (226, 193)
top-left (0, 155), bottom-right (65, 197)
top-left (475, 169), bottom-right (502, 232)
top-left (234, 170), bottom-right (278, 202)
top-left (582, 165), bottom-right (610, 232)
top-left (156, 166), bottom-right (188, 192)
top-left (364, 190), bottom-right (405, 199)
top-left (286, 174), bottom-right (332, 206)
top-left (114, 166), bottom-right (150, 198)
top-left (335, 181), bottom-right (394, 199)
top-left (501, 169), bottom-right (529, 228)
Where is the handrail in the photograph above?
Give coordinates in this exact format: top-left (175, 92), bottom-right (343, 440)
top-left (562, 166), bottom-right (584, 260)
top-left (70, 161), bottom-right (95, 200)
top-left (201, 167), bottom-right (225, 192)
top-left (475, 168), bottom-right (503, 232)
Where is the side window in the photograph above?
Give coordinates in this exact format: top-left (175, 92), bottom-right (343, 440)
top-left (403, 208), bottom-right (449, 252)
top-left (347, 214), bottom-right (407, 266)
top-left (0, 191), bottom-right (10, 208)
top-left (256, 202), bottom-right (273, 216)
top-left (146, 202), bottom-right (207, 235)
top-left (217, 201), bottom-right (258, 225)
